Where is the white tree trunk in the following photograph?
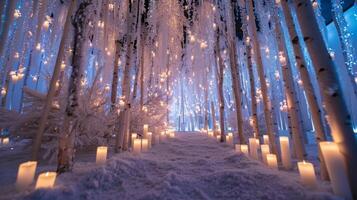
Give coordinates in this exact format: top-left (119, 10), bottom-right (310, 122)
top-left (0, 0), bottom-right (17, 57)
top-left (31, 0), bottom-right (76, 161)
top-left (247, 0), bottom-right (278, 154)
top-left (273, 10), bottom-right (306, 160)
top-left (215, 29), bottom-right (225, 142)
top-left (293, 0), bottom-right (357, 195)
top-left (280, 0), bottom-right (329, 179)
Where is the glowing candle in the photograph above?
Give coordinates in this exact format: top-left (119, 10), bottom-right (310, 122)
top-left (261, 144), bottom-right (270, 164)
top-left (208, 131), bottom-right (214, 138)
top-left (16, 161), bottom-right (37, 190)
top-left (241, 145), bottom-right (249, 156)
top-left (169, 132), bottom-right (175, 138)
top-left (2, 137), bottom-right (9, 145)
top-left (235, 144), bottom-right (241, 153)
top-left (141, 139), bottom-right (149, 152)
top-left (226, 133), bottom-right (233, 146)
top-left (133, 139), bottom-right (141, 154)
top-left (249, 138), bottom-right (258, 159)
top-left (263, 135), bottom-right (269, 145)
top-left (320, 142), bottom-right (352, 199)
top-left (143, 124), bottom-right (149, 138)
top-left (297, 160), bottom-right (317, 188)
top-left (147, 132), bottom-right (152, 148)
top-left (96, 146), bottom-right (108, 165)
top-left (279, 136), bottom-right (292, 169)
top-left (216, 135), bottom-right (221, 141)
top-left (131, 133), bottom-right (137, 148)
top-left (267, 154), bottom-right (278, 169)
top-left (35, 172), bottom-right (57, 189)
top-left (160, 131), bottom-right (166, 142)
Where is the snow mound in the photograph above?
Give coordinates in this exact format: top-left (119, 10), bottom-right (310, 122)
top-left (23, 133), bottom-right (339, 200)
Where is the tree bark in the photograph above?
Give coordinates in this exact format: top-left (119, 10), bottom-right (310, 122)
top-left (247, 0), bottom-right (277, 154)
top-left (57, 0), bottom-right (91, 173)
top-left (280, 0), bottom-right (329, 179)
top-left (293, 0), bottom-right (357, 196)
top-left (273, 9), bottom-right (306, 160)
top-left (0, 0), bottom-right (17, 57)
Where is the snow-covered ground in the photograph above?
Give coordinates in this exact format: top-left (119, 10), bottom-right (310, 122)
top-left (1, 132), bottom-right (339, 200)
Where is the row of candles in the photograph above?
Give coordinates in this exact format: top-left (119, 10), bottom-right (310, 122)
top-left (15, 124), bottom-right (175, 191)
top-left (202, 130), bottom-right (352, 199)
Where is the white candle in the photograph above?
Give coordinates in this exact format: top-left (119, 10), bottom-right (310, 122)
top-left (169, 132), bottom-right (175, 138)
top-left (226, 133), bottom-right (233, 146)
top-left (133, 139), bottom-right (141, 154)
top-left (208, 131), bottom-right (214, 138)
top-left (249, 138), bottom-right (258, 159)
top-left (279, 136), bottom-right (292, 169)
top-left (96, 146), bottom-right (108, 165)
top-left (267, 154), bottom-right (278, 169)
top-left (141, 139), bottom-right (149, 152)
top-left (320, 142), bottom-right (352, 199)
top-left (16, 161), bottom-right (37, 190)
top-left (261, 144), bottom-right (270, 164)
top-left (160, 131), bottom-right (166, 142)
top-left (2, 137), bottom-right (9, 145)
top-left (131, 133), bottom-right (137, 148)
top-left (35, 172), bottom-right (57, 189)
top-left (147, 132), bottom-right (152, 148)
top-left (263, 135), bottom-right (269, 145)
top-left (216, 135), bottom-right (221, 141)
top-left (297, 160), bottom-right (317, 188)
top-left (235, 144), bottom-right (241, 153)
top-left (143, 124), bottom-right (149, 138)
top-left (241, 145), bottom-right (249, 156)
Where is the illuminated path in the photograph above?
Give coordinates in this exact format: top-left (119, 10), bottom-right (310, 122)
top-left (24, 132), bottom-right (335, 200)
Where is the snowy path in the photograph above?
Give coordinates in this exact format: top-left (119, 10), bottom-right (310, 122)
top-left (19, 132), bottom-right (337, 200)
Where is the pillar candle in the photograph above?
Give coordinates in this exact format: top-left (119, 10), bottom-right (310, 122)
top-left (235, 144), bottom-right (241, 153)
top-left (261, 144), bottom-right (270, 164)
top-left (267, 154), bottom-right (278, 169)
top-left (16, 161), bottom-right (37, 190)
top-left (141, 139), bottom-right (149, 152)
top-left (208, 131), bottom-right (214, 138)
top-left (147, 132), bottom-right (152, 148)
top-left (216, 135), bottom-right (221, 142)
top-left (96, 146), bottom-right (108, 165)
top-left (297, 160), bottom-right (317, 188)
top-left (160, 131), bottom-right (166, 142)
top-left (2, 137), bottom-right (9, 145)
top-left (133, 139), bottom-right (141, 154)
top-left (226, 133), bottom-right (233, 146)
top-left (320, 142), bottom-right (352, 199)
top-left (263, 135), bottom-right (269, 145)
top-left (249, 138), bottom-right (258, 159)
top-left (35, 172), bottom-right (57, 189)
top-left (143, 124), bottom-right (149, 139)
top-left (169, 132), bottom-right (175, 138)
top-left (279, 136), bottom-right (292, 169)
top-left (241, 145), bottom-right (249, 156)
top-left (131, 133), bottom-right (137, 148)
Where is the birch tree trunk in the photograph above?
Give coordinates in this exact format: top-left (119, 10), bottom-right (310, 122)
top-left (293, 0), bottom-right (357, 195)
top-left (211, 101), bottom-right (217, 131)
top-left (215, 29), bottom-right (225, 142)
top-left (0, 0), bottom-right (17, 57)
top-left (247, 0), bottom-right (277, 154)
top-left (57, 0), bottom-right (92, 173)
top-left (31, 0), bottom-right (76, 161)
top-left (115, 0), bottom-right (139, 152)
top-left (111, 40), bottom-right (120, 110)
top-left (280, 0), bottom-right (329, 179)
top-left (273, 9), bottom-right (306, 160)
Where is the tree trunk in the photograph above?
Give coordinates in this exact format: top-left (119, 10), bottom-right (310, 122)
top-left (211, 101), bottom-right (217, 131)
top-left (115, 0), bottom-right (139, 152)
top-left (57, 0), bottom-right (91, 173)
top-left (280, 0), bottom-right (329, 180)
top-left (293, 0), bottom-right (357, 196)
top-left (215, 29), bottom-right (225, 142)
top-left (111, 40), bottom-right (120, 110)
top-left (0, 0), bottom-right (17, 57)
top-left (31, 0), bottom-right (76, 161)
top-left (247, 0), bottom-right (277, 154)
top-left (273, 9), bottom-right (306, 160)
